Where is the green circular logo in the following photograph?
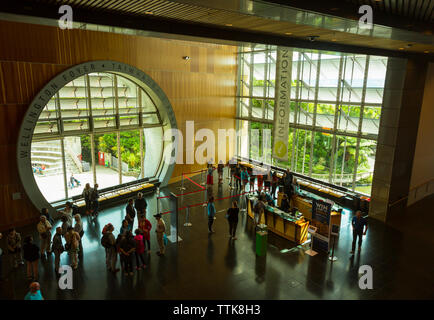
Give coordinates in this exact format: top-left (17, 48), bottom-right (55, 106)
top-left (274, 141), bottom-right (287, 158)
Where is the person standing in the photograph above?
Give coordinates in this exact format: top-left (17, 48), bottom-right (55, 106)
top-left (60, 215), bottom-right (70, 237)
top-left (60, 202), bottom-right (74, 226)
top-left (7, 228), bottom-right (23, 269)
top-left (64, 227), bottom-right (80, 270)
top-left (264, 170), bottom-right (272, 193)
top-left (125, 202), bottom-right (135, 232)
top-left (120, 219), bottom-right (129, 236)
top-left (283, 169), bottom-right (294, 205)
top-left (154, 214), bottom-right (166, 256)
top-left (22, 236), bottom-right (39, 281)
top-left (119, 231), bottom-right (136, 276)
top-left (40, 208), bottom-right (53, 226)
top-left (227, 201), bottom-right (239, 240)
top-left (351, 211), bottom-right (368, 254)
top-left (206, 164), bottom-right (214, 187)
top-left (207, 197), bottom-right (216, 233)
top-left (138, 215), bottom-right (152, 253)
top-left (24, 282), bottom-right (44, 300)
top-left (51, 227), bottom-right (64, 274)
top-left (240, 167), bottom-right (249, 192)
top-left (253, 194), bottom-right (266, 226)
top-left (91, 184), bottom-right (100, 219)
top-left (36, 216), bottom-right (52, 259)
top-left (134, 193), bottom-right (147, 219)
top-left (126, 198), bottom-right (136, 229)
top-left (280, 194), bottom-right (291, 213)
top-left (101, 223), bottom-right (119, 274)
top-left (73, 214), bottom-right (84, 260)
top-left (134, 229), bottom-right (146, 270)
top-left (234, 164), bottom-right (242, 190)
top-left (82, 183), bottom-right (93, 215)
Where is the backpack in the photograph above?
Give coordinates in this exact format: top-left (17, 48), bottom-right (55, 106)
top-left (101, 233), bottom-right (112, 249)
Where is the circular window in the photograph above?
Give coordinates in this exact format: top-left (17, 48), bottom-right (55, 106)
top-left (18, 61), bottom-right (177, 211)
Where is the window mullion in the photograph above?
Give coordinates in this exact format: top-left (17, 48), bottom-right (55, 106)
top-left (329, 53), bottom-right (344, 183)
top-left (352, 55), bottom-right (370, 191)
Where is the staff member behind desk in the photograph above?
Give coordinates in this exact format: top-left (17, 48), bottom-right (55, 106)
top-left (282, 169), bottom-right (294, 199)
top-left (351, 210), bottom-right (368, 255)
top-left (280, 194), bottom-right (291, 213)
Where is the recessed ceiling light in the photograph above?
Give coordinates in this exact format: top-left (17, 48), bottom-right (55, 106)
top-left (285, 32), bottom-right (293, 35)
top-left (145, 11), bottom-right (153, 15)
top-left (398, 47), bottom-right (404, 50)
top-left (225, 24), bottom-right (233, 26)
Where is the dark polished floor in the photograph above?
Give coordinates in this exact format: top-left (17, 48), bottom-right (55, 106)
top-left (1, 170), bottom-right (434, 300)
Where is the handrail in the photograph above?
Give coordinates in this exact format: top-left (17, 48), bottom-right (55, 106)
top-left (389, 178), bottom-right (434, 207)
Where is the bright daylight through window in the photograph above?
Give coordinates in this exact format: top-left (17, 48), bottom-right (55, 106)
top-left (31, 72), bottom-right (163, 203)
top-left (236, 44), bottom-right (387, 195)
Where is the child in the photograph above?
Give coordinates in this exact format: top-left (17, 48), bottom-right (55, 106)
top-left (134, 229), bottom-right (146, 270)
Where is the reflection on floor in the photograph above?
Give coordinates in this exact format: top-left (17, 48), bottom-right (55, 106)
top-left (1, 170), bottom-right (434, 299)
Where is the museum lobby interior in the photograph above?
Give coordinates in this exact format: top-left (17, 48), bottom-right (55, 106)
top-left (0, 0), bottom-right (433, 300)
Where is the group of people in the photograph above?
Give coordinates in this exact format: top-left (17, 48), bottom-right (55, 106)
top-left (102, 192), bottom-right (167, 276)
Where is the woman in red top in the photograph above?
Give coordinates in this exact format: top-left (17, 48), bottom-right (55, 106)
top-left (138, 216), bottom-right (152, 254)
top-left (134, 229), bottom-right (146, 270)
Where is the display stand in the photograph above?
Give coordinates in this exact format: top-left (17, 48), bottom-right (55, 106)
top-left (305, 226), bottom-right (318, 256)
top-left (328, 234), bottom-right (338, 262)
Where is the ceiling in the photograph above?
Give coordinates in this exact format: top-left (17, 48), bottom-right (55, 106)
top-left (264, 0), bottom-right (434, 33)
top-left (0, 0), bottom-right (433, 58)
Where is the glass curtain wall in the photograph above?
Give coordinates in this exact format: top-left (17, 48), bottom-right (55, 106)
top-left (236, 44), bottom-right (388, 195)
top-left (31, 72), bottom-right (163, 203)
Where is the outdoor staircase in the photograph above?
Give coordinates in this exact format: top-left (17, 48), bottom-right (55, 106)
top-left (31, 141), bottom-right (80, 176)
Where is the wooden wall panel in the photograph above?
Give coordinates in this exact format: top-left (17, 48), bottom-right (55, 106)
top-left (0, 20), bottom-right (237, 230)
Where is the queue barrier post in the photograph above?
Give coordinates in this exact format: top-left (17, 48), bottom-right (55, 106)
top-left (184, 206), bottom-right (192, 227)
top-left (200, 169), bottom-right (206, 186)
top-left (156, 187), bottom-right (160, 214)
top-left (328, 234), bottom-right (338, 262)
top-left (178, 173), bottom-right (186, 191)
top-left (240, 193), bottom-right (247, 213)
top-left (203, 185), bottom-right (208, 207)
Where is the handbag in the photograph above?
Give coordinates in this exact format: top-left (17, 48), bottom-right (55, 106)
top-left (163, 233), bottom-right (168, 246)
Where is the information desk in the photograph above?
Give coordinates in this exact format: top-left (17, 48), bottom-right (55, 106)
top-left (277, 192), bottom-right (342, 230)
top-left (246, 196), bottom-right (309, 244)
